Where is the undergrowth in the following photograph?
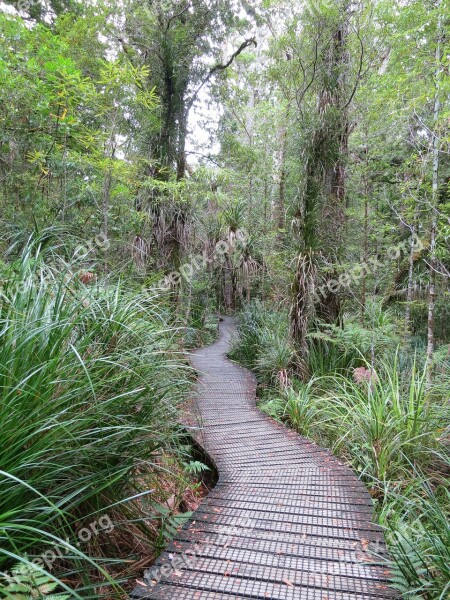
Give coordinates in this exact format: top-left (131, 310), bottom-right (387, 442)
top-left (0, 237), bottom-right (207, 598)
top-left (232, 300), bottom-right (450, 600)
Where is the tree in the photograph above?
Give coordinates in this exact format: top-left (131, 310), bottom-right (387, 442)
top-left (123, 0), bottom-right (254, 181)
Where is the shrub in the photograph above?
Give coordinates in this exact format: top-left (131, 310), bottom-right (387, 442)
top-left (381, 466), bottom-right (450, 600)
top-left (0, 241), bottom-right (190, 597)
top-left (315, 359), bottom-right (442, 486)
top-left (230, 301), bottom-right (295, 386)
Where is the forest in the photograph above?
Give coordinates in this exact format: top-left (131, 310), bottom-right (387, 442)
top-left (0, 0), bottom-right (449, 598)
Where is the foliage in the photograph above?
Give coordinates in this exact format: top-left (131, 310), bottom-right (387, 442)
top-left (1, 564), bottom-right (70, 600)
top-left (0, 9), bottom-right (157, 269)
top-left (382, 469), bottom-right (450, 600)
top-left (310, 300), bottom-right (401, 366)
top-left (315, 361), bottom-right (444, 485)
top-left (0, 238), bottom-right (190, 597)
top-left (230, 300), bottom-right (296, 386)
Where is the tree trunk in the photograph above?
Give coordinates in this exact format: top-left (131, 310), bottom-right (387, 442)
top-left (290, 250), bottom-right (316, 371)
top-left (427, 0), bottom-right (442, 385)
top-left (315, 4), bottom-right (351, 324)
top-left (404, 222), bottom-right (416, 335)
top-left (360, 140), bottom-right (370, 321)
top-left (276, 119), bottom-right (288, 243)
top-left (361, 186), bottom-right (369, 321)
top-left (176, 108), bottom-right (188, 181)
top-left (102, 168), bottom-right (112, 272)
top-left (427, 216), bottom-right (436, 383)
top-left (226, 254), bottom-right (237, 310)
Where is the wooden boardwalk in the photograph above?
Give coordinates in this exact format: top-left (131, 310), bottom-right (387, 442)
top-left (131, 317), bottom-right (395, 600)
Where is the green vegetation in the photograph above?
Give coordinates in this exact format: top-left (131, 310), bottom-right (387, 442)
top-left (0, 237), bottom-right (200, 597)
top-left (0, 0), bottom-right (449, 597)
top-left (231, 302), bottom-right (449, 598)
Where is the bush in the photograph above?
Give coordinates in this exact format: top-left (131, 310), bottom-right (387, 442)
top-left (313, 359), bottom-right (443, 486)
top-left (230, 301), bottom-right (295, 386)
top-left (305, 336), bottom-right (361, 378)
top-left (381, 466), bottom-right (450, 600)
top-left (0, 241), bottom-right (190, 597)
top-left (309, 299), bottom-right (401, 372)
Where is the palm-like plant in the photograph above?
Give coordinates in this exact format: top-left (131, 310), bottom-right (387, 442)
top-left (238, 234), bottom-right (260, 302)
top-left (220, 199), bottom-right (246, 244)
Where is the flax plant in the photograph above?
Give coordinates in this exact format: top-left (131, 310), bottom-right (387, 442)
top-left (0, 238), bottom-right (189, 597)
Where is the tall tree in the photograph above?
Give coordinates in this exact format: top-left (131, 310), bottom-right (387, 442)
top-left (287, 0), bottom-right (362, 360)
top-left (123, 0), bottom-right (254, 181)
top-left (427, 0), bottom-right (444, 383)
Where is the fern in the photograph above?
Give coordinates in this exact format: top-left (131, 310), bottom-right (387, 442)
top-left (312, 308), bottom-right (399, 361)
top-left (183, 460), bottom-right (210, 476)
top-left (151, 503), bottom-right (193, 551)
top-left (0, 564), bottom-right (70, 599)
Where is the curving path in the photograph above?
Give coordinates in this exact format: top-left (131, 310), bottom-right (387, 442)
top-left (131, 317), bottom-right (395, 600)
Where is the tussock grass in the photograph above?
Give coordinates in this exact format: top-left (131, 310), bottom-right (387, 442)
top-left (0, 238), bottom-right (191, 597)
top-left (232, 300), bottom-right (450, 599)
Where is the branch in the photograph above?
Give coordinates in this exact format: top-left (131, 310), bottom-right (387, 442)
top-left (424, 259), bottom-right (450, 278)
top-left (295, 36), bottom-right (319, 111)
top-left (166, 4), bottom-right (190, 32)
top-left (343, 28), bottom-right (364, 110)
top-left (187, 38), bottom-right (257, 109)
top-left (185, 151), bottom-right (222, 168)
top-left (210, 38), bottom-right (257, 75)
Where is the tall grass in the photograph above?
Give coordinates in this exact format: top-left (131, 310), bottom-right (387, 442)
top-left (0, 240), bottom-right (190, 597)
top-left (380, 463), bottom-right (450, 599)
top-left (313, 359), bottom-right (442, 486)
top-left (231, 301), bottom-right (366, 387)
top-left (229, 301), bottom-right (296, 386)
top-left (232, 301), bottom-right (449, 599)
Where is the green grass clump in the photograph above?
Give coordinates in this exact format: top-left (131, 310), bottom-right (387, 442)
top-left (232, 301), bottom-right (449, 599)
top-left (229, 300), bottom-right (296, 386)
top-left (381, 472), bottom-right (450, 599)
top-left (0, 239), bottom-right (190, 597)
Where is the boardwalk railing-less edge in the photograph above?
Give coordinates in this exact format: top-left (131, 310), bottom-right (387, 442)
top-left (131, 316), bottom-right (396, 599)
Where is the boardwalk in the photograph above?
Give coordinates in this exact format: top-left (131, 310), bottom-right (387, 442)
top-left (131, 317), bottom-right (394, 599)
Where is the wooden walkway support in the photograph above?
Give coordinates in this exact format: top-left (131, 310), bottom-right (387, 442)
top-left (131, 317), bottom-right (395, 599)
